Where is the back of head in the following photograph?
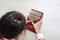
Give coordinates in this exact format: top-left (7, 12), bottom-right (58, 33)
top-left (0, 11), bottom-right (26, 39)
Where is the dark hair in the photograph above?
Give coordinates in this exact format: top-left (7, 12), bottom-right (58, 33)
top-left (0, 11), bottom-right (26, 39)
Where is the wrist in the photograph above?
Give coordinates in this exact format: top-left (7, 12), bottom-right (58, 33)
top-left (36, 30), bottom-right (40, 34)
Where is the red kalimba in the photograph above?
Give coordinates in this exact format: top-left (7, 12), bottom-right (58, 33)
top-left (26, 9), bottom-right (43, 33)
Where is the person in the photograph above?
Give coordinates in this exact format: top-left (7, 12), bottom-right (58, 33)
top-left (0, 11), bottom-right (45, 40)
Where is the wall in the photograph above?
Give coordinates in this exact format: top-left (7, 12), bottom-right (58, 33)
top-left (0, 0), bottom-right (60, 40)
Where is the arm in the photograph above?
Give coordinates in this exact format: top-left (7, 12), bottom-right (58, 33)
top-left (32, 20), bottom-right (46, 40)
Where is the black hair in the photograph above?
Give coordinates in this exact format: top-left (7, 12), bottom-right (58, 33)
top-left (0, 11), bottom-right (26, 39)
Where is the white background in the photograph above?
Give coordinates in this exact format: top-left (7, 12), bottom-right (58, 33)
top-left (0, 0), bottom-right (60, 40)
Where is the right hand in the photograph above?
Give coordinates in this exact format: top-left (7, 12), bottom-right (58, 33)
top-left (31, 20), bottom-right (42, 34)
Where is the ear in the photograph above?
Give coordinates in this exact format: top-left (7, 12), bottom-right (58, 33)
top-left (20, 30), bottom-right (25, 36)
top-left (15, 36), bottom-right (18, 40)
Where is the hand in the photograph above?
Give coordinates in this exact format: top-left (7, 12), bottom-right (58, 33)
top-left (25, 17), bottom-right (42, 33)
top-left (32, 20), bottom-right (42, 34)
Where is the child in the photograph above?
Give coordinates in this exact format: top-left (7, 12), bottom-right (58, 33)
top-left (0, 11), bottom-right (45, 40)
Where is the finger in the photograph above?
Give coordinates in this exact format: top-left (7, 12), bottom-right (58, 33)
top-left (25, 16), bottom-right (31, 23)
top-left (26, 20), bottom-right (33, 24)
top-left (31, 21), bottom-right (35, 25)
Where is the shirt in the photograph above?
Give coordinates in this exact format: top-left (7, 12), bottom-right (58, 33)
top-left (37, 33), bottom-right (46, 40)
top-left (0, 33), bottom-right (46, 40)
